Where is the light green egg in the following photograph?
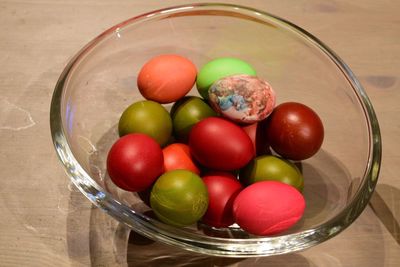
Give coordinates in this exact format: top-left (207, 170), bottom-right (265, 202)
top-left (196, 57), bottom-right (257, 99)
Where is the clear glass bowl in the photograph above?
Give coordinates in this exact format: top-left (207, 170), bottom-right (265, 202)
top-left (50, 3), bottom-right (382, 257)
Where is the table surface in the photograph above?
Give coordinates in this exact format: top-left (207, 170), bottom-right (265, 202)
top-left (1, 0), bottom-right (399, 266)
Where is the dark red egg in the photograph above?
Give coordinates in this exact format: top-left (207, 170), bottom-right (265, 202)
top-left (201, 172), bottom-right (243, 228)
top-left (189, 117), bottom-right (255, 171)
top-left (266, 102), bottom-right (324, 160)
top-left (107, 133), bottom-right (164, 192)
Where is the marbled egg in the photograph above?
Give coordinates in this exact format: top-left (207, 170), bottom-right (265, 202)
top-left (208, 75), bottom-right (276, 124)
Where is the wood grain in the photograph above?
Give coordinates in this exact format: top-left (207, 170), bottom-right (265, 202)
top-left (0, 0), bottom-right (399, 266)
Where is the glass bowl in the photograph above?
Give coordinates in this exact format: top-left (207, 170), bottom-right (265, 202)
top-left (50, 3), bottom-right (381, 257)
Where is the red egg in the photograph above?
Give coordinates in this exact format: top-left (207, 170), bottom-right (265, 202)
top-left (189, 117), bottom-right (255, 171)
top-left (242, 121), bottom-right (271, 156)
top-left (203, 170), bottom-right (237, 177)
top-left (137, 54), bottom-right (197, 104)
top-left (233, 181), bottom-right (305, 236)
top-left (107, 133), bottom-right (164, 192)
top-left (162, 143), bottom-right (200, 174)
top-left (201, 172), bottom-right (243, 228)
top-left (266, 102), bottom-right (324, 160)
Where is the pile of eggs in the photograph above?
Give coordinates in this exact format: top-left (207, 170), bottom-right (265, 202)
top-left (106, 54), bottom-right (324, 236)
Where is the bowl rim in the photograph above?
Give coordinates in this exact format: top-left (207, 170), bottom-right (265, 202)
top-left (50, 2), bottom-right (382, 257)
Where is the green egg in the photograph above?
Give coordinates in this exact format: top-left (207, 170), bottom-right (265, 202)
top-left (170, 96), bottom-right (217, 142)
top-left (239, 155), bottom-right (304, 192)
top-left (150, 170), bottom-right (209, 227)
top-left (196, 57), bottom-right (257, 99)
top-left (118, 100), bottom-right (172, 147)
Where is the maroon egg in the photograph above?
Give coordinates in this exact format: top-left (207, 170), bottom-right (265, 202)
top-left (202, 172), bottom-right (243, 228)
top-left (233, 181), bottom-right (305, 236)
top-left (266, 102), bottom-right (324, 160)
top-left (107, 133), bottom-right (164, 192)
top-left (189, 117), bottom-right (255, 171)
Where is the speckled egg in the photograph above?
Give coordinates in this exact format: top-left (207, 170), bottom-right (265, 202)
top-left (208, 75), bottom-right (276, 124)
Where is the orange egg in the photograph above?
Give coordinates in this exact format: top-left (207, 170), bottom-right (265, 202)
top-left (137, 54), bottom-right (197, 104)
top-left (162, 143), bottom-right (200, 175)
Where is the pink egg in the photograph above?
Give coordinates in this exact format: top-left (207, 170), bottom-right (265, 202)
top-left (233, 181), bottom-right (305, 236)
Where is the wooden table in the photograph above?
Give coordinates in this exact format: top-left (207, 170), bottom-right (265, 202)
top-left (0, 1), bottom-right (399, 266)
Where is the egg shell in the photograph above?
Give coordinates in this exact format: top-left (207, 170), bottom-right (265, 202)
top-left (266, 102), bottom-right (324, 160)
top-left (107, 133), bottom-right (164, 192)
top-left (242, 121), bottom-right (271, 156)
top-left (196, 57), bottom-right (257, 99)
top-left (137, 54), bottom-right (197, 104)
top-left (118, 100), bottom-right (172, 147)
top-left (233, 181), bottom-right (305, 236)
top-left (208, 75), bottom-right (276, 124)
top-left (189, 117), bottom-right (255, 171)
top-left (170, 96), bottom-right (217, 142)
top-left (201, 173), bottom-right (243, 228)
top-left (239, 155), bottom-right (304, 191)
top-left (150, 170), bottom-right (209, 227)
top-left (162, 143), bottom-right (200, 174)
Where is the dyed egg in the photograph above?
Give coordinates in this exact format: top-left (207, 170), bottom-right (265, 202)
top-left (266, 102), bottom-right (324, 160)
top-left (189, 117), bottom-right (255, 171)
top-left (162, 143), bottom-right (200, 174)
top-left (150, 170), bottom-right (209, 226)
top-left (233, 181), bottom-right (305, 236)
top-left (137, 54), bottom-right (197, 104)
top-left (242, 122), bottom-right (271, 156)
top-left (202, 173), bottom-right (243, 228)
top-left (239, 155), bottom-right (304, 191)
top-left (208, 75), bottom-right (276, 124)
top-left (118, 100), bottom-right (172, 147)
top-left (170, 96), bottom-right (217, 142)
top-left (107, 133), bottom-right (164, 192)
top-left (196, 58), bottom-right (256, 99)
